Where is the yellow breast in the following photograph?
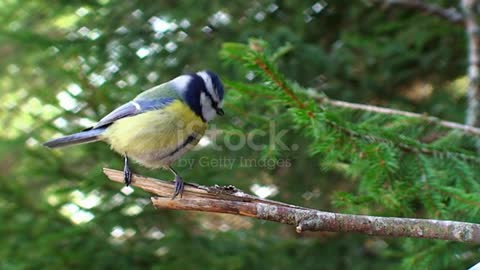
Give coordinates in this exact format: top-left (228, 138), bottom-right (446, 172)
top-left (101, 100), bottom-right (207, 168)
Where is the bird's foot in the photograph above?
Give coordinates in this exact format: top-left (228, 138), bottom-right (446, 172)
top-left (124, 168), bottom-right (132, 186)
top-left (172, 175), bottom-right (184, 200)
top-left (123, 156), bottom-right (132, 186)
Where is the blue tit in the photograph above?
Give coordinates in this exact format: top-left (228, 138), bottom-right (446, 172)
top-left (44, 70), bottom-right (225, 198)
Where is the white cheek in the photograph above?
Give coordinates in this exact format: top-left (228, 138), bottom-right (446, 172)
top-left (202, 107), bottom-right (217, 122)
top-left (200, 92), bottom-right (217, 122)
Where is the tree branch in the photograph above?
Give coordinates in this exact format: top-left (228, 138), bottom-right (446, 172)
top-left (462, 0), bottom-right (480, 129)
top-left (379, 0), bottom-right (480, 135)
top-left (246, 46), bottom-right (480, 136)
top-left (328, 100), bottom-right (480, 133)
top-left (104, 168), bottom-right (480, 243)
top-left (311, 94), bottom-right (480, 136)
top-left (383, 0), bottom-right (464, 25)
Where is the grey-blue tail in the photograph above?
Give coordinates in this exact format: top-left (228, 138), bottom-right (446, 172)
top-left (43, 128), bottom-right (106, 148)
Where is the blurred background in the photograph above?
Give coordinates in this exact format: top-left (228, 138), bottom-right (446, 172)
top-left (0, 0), bottom-right (476, 269)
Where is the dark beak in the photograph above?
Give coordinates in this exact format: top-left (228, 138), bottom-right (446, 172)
top-left (216, 108), bottom-right (224, 116)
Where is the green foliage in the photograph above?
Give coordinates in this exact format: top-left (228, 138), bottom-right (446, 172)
top-left (1, 0), bottom-right (479, 269)
top-left (220, 39), bottom-right (480, 267)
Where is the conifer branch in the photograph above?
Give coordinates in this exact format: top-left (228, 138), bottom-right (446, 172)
top-left (247, 48), bottom-right (315, 118)
top-left (225, 41), bottom-right (480, 137)
top-left (382, 0), bottom-right (464, 25)
top-left (104, 168), bottom-right (480, 244)
top-left (319, 97), bottom-right (480, 136)
top-left (323, 118), bottom-right (479, 163)
top-left (254, 58), bottom-right (305, 109)
top-left (247, 46), bottom-right (480, 136)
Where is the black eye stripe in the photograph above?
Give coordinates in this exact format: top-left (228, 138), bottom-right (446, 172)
top-left (203, 89), bottom-right (218, 108)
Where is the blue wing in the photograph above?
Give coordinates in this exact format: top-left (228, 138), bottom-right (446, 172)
top-left (91, 97), bottom-right (176, 129)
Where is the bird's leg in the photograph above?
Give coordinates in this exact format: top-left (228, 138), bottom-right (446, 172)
top-left (123, 155), bottom-right (132, 186)
top-left (169, 166), bottom-right (184, 199)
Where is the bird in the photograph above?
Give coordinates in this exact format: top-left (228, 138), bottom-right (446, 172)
top-left (44, 70), bottom-right (225, 199)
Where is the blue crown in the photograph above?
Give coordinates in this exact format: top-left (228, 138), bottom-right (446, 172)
top-left (205, 70), bottom-right (224, 100)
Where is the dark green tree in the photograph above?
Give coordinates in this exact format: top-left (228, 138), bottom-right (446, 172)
top-left (0, 0), bottom-right (478, 269)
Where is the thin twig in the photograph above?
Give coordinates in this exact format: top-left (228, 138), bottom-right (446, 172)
top-left (104, 168), bottom-right (480, 243)
top-left (383, 0), bottom-right (480, 138)
top-left (383, 0), bottom-right (464, 25)
top-left (310, 94), bottom-right (480, 136)
top-left (249, 47), bottom-right (480, 136)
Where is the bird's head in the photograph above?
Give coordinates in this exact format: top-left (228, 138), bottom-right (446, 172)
top-left (172, 70), bottom-right (225, 122)
top-left (196, 71), bottom-right (224, 121)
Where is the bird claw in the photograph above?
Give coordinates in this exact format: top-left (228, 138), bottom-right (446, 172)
top-left (124, 156), bottom-right (132, 186)
top-left (172, 175), bottom-right (184, 199)
top-left (124, 168), bottom-right (132, 186)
